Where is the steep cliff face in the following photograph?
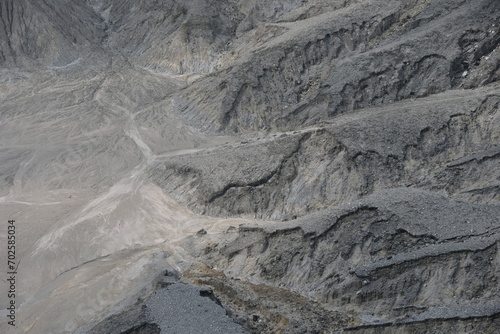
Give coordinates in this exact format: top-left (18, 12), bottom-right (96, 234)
top-left (0, 0), bottom-right (499, 334)
top-left (144, 0), bottom-right (500, 220)
top-left (171, 0), bottom-right (500, 133)
top-left (188, 188), bottom-right (500, 332)
top-left (0, 0), bottom-right (105, 66)
top-left (149, 85), bottom-right (500, 220)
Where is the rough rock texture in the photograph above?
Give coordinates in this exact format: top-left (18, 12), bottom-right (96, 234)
top-left (188, 188), bottom-right (500, 332)
top-left (172, 0), bottom-right (500, 133)
top-left (0, 0), bottom-right (499, 333)
top-left (0, 0), bottom-right (105, 67)
top-left (149, 85), bottom-right (500, 220)
top-left (86, 275), bottom-right (249, 334)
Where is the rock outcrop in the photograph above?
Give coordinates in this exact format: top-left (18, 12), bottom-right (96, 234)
top-left (0, 0), bottom-right (499, 333)
top-left (149, 85), bottom-right (500, 220)
top-left (187, 188), bottom-right (500, 333)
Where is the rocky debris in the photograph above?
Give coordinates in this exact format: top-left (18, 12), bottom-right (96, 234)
top-left (0, 0), bottom-right (499, 333)
top-left (182, 264), bottom-right (350, 334)
top-left (87, 273), bottom-right (249, 334)
top-left (172, 0), bottom-right (500, 133)
top-left (190, 188), bottom-right (500, 333)
top-left (0, 0), bottom-right (105, 67)
top-left (149, 85), bottom-right (500, 220)
top-left (344, 304), bottom-right (500, 333)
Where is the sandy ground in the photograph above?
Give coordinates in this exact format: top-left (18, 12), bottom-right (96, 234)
top-left (0, 60), bottom-right (255, 333)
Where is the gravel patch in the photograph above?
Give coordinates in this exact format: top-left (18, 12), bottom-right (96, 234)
top-left (146, 283), bottom-right (248, 334)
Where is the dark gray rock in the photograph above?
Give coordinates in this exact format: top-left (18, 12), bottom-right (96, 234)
top-left (0, 0), bottom-right (499, 334)
top-left (193, 188), bottom-right (500, 333)
top-left (149, 85), bottom-right (500, 220)
top-left (87, 277), bottom-right (248, 334)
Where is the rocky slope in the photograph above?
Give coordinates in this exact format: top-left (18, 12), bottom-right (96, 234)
top-left (149, 85), bottom-right (500, 220)
top-left (188, 188), bottom-right (500, 333)
top-left (0, 0), bottom-right (499, 333)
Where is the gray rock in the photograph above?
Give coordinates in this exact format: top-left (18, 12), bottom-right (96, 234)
top-left (0, 0), bottom-right (499, 334)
